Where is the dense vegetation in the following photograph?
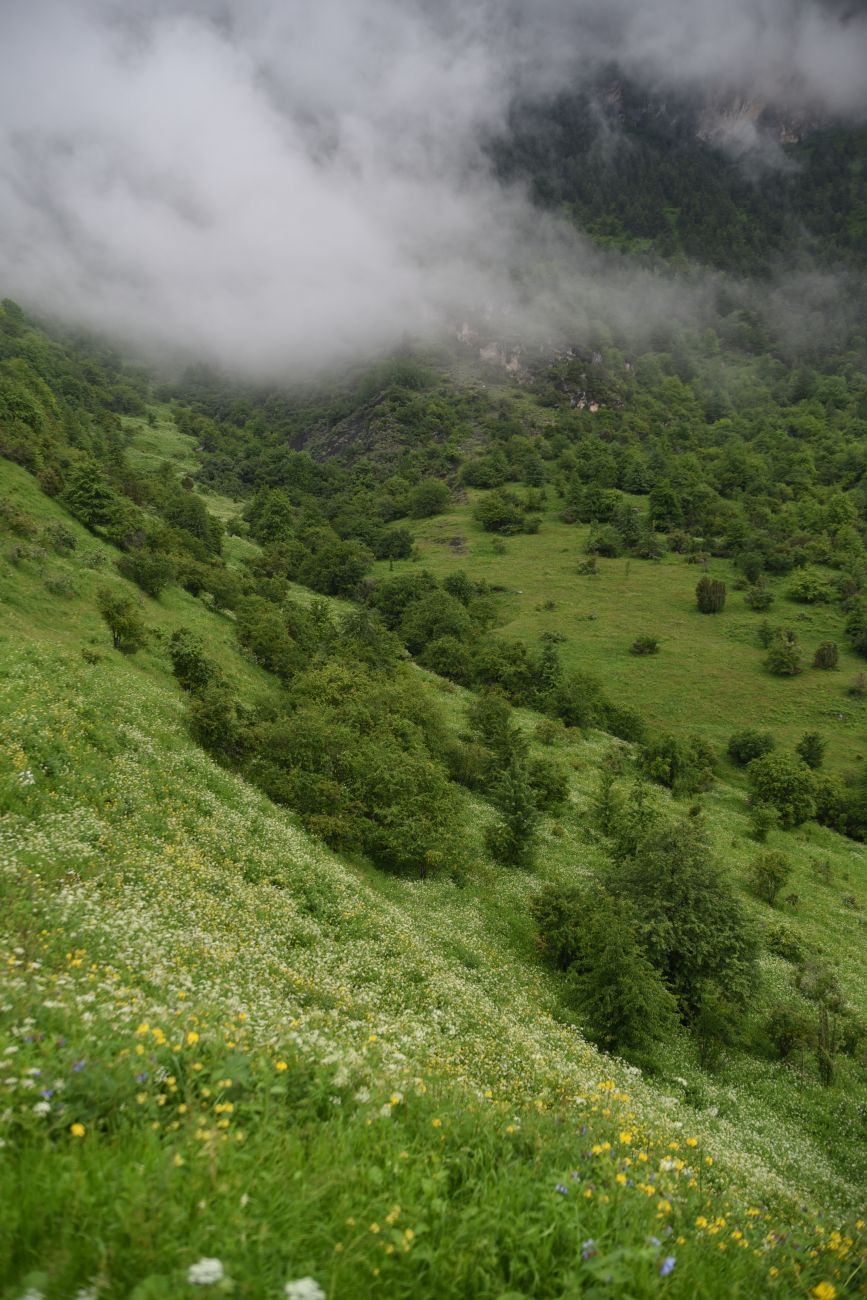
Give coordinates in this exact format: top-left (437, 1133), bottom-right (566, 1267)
top-left (3, 99), bottom-right (867, 1295)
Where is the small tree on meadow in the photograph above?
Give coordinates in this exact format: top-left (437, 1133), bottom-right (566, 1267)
top-left (727, 729), bottom-right (775, 767)
top-left (484, 759), bottom-right (539, 869)
top-left (747, 751), bottom-right (816, 828)
top-left (813, 641), bottom-right (838, 670)
top-left (531, 882), bottom-right (677, 1063)
top-left (765, 629), bottom-right (803, 676)
top-left (747, 851), bottom-right (793, 907)
top-left (696, 575), bottom-right (726, 613)
top-left (169, 627), bottom-right (220, 695)
top-left (606, 817), bottom-right (758, 1022)
top-left (96, 587), bottom-right (147, 653)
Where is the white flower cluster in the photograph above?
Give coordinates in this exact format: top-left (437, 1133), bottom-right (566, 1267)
top-left (285, 1279), bottom-right (325, 1300)
top-left (187, 1258), bottom-right (225, 1286)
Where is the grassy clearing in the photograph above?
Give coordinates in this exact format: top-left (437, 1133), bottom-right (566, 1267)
top-left (1, 459), bottom-right (865, 1297)
top-left (375, 489), bottom-right (867, 777)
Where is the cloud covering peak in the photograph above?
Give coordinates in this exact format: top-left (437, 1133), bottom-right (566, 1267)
top-left (1, 0), bottom-right (865, 373)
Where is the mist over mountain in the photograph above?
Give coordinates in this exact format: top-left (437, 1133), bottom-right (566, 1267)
top-left (1, 0), bottom-right (866, 373)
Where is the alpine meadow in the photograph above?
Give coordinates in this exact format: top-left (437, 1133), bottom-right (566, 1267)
top-left (1, 3), bottom-right (867, 1299)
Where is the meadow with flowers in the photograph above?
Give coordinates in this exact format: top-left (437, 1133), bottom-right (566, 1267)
top-left (1, 444), bottom-right (865, 1299)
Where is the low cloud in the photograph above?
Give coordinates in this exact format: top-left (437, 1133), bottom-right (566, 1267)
top-left (0, 1), bottom-right (864, 373)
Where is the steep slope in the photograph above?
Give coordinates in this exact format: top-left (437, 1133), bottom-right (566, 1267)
top-left (1, 458), bottom-right (865, 1298)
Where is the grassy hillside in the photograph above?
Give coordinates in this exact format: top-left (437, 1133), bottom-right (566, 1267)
top-left (375, 489), bottom-right (867, 779)
top-left (1, 455), bottom-right (866, 1298)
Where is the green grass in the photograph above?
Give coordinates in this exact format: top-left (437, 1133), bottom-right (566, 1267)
top-left (374, 489), bottom-right (867, 777)
top-left (1, 457), bottom-right (865, 1298)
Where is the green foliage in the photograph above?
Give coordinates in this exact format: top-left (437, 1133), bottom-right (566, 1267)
top-left (473, 489), bottom-right (537, 535)
top-left (168, 628), bottom-right (221, 695)
top-left (629, 635), bottom-right (659, 656)
top-left (640, 734), bottom-right (713, 795)
top-left (744, 582), bottom-right (773, 611)
top-left (748, 803), bottom-right (779, 843)
top-left (606, 818), bottom-right (758, 1020)
top-left (796, 731), bottom-right (826, 770)
top-left (116, 545), bottom-right (176, 598)
top-left (484, 759), bottom-right (539, 868)
top-left (747, 752), bottom-right (817, 828)
top-left (62, 461), bottom-right (118, 530)
top-left (812, 641), bottom-right (838, 669)
top-left (532, 882), bottom-right (678, 1061)
top-left (727, 729), bottom-right (775, 767)
top-left (695, 576), bottom-right (726, 614)
top-left (766, 1004), bottom-right (816, 1062)
top-left (408, 478), bottom-right (451, 518)
top-left (526, 754), bottom-right (570, 811)
top-left (764, 629), bottom-right (803, 676)
top-left (747, 851), bottom-right (793, 907)
top-left (788, 569), bottom-right (832, 604)
top-left (96, 587), bottom-right (147, 653)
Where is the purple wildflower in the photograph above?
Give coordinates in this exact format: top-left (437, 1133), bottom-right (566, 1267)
top-left (659, 1256), bottom-right (676, 1278)
top-left (41, 1088), bottom-right (54, 1099)
top-left (135, 1072), bottom-right (148, 1083)
top-left (581, 1239), bottom-right (596, 1261)
top-left (555, 1183), bottom-right (569, 1196)
top-left (72, 1059), bottom-right (86, 1072)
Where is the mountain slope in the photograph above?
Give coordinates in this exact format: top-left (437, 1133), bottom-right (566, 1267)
top-left (1, 456), bottom-right (865, 1298)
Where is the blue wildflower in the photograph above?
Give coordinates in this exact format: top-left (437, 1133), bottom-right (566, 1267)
top-left (555, 1183), bottom-right (569, 1195)
top-left (582, 1240), bottom-right (596, 1261)
top-left (659, 1256), bottom-right (676, 1278)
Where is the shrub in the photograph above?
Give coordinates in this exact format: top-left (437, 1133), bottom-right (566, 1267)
top-left (116, 546), bottom-right (176, 598)
top-left (696, 575), bottom-right (726, 613)
top-left (534, 717), bottom-right (563, 746)
top-left (420, 635), bottom-right (473, 685)
top-left (629, 635), bottom-right (659, 656)
top-left (756, 620), bottom-right (776, 649)
top-left (765, 630), bottom-right (803, 676)
top-left (586, 525), bottom-right (623, 558)
top-left (766, 1004), bottom-right (815, 1061)
top-left (747, 850), bottom-right (793, 906)
top-left (473, 489), bottom-right (528, 535)
top-left (606, 817), bottom-right (758, 1020)
top-left (408, 479), bottom-right (450, 518)
top-left (96, 587), bottom-right (147, 653)
top-left (848, 672), bottom-right (867, 698)
top-left (813, 641), bottom-right (839, 670)
top-left (169, 628), bottom-right (220, 695)
top-left (789, 569), bottom-right (832, 604)
top-left (484, 760), bottom-right (539, 868)
top-left (531, 883), bottom-right (677, 1060)
top-left (727, 729), bottom-right (775, 767)
top-left (641, 734), bottom-right (713, 795)
top-left (747, 751), bottom-right (816, 828)
top-left (749, 803), bottom-right (779, 843)
top-left (744, 583), bottom-right (774, 611)
top-left (526, 754), bottom-right (570, 811)
top-left (763, 923), bottom-right (805, 964)
top-left (795, 731), bottom-right (825, 770)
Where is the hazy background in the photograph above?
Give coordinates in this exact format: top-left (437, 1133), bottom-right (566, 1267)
top-left (2, 0), bottom-right (866, 373)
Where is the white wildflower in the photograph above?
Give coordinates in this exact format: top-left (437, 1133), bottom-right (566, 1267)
top-left (354, 1087), bottom-right (370, 1103)
top-left (19, 769), bottom-right (36, 786)
top-left (285, 1279), bottom-right (326, 1300)
top-left (33, 1100), bottom-right (51, 1116)
top-left (187, 1258), bottom-right (224, 1286)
